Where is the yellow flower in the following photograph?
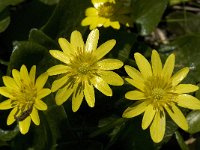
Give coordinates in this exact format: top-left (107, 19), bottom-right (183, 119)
top-left (0, 65), bottom-right (51, 134)
top-left (81, 0), bottom-right (132, 30)
top-left (47, 29), bottom-right (123, 112)
top-left (122, 50), bottom-right (200, 143)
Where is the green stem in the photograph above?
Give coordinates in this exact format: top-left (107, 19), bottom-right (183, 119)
top-left (175, 131), bottom-right (189, 150)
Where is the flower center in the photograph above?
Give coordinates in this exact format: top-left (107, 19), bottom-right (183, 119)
top-left (151, 88), bottom-right (166, 101)
top-left (78, 63), bottom-right (90, 74)
top-left (11, 82), bottom-right (37, 121)
top-left (98, 2), bottom-right (116, 18)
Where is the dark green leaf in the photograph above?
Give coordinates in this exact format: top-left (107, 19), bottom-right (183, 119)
top-left (39, 0), bottom-right (59, 5)
top-left (0, 8), bottom-right (10, 33)
top-left (132, 0), bottom-right (168, 35)
top-left (42, 0), bottom-right (90, 38)
top-left (0, 126), bottom-right (19, 142)
top-left (175, 131), bottom-right (189, 150)
top-left (0, 0), bottom-right (24, 11)
top-left (187, 110), bottom-right (200, 134)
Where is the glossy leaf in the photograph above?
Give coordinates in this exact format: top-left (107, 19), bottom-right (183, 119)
top-left (186, 110), bottom-right (200, 134)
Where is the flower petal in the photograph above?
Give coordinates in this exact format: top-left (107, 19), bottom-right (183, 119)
top-left (85, 29), bottom-right (99, 53)
top-left (124, 65), bottom-right (144, 83)
top-left (51, 75), bottom-right (69, 92)
top-left (171, 67), bottom-right (189, 86)
top-left (55, 85), bottom-right (74, 105)
top-left (58, 38), bottom-right (73, 55)
top-left (142, 104), bottom-right (156, 129)
top-left (12, 69), bottom-right (21, 86)
top-left (29, 65), bottom-right (36, 84)
top-left (134, 53), bottom-right (152, 79)
top-left (173, 84), bottom-right (199, 94)
top-left (91, 76), bottom-right (112, 96)
top-left (19, 116), bottom-right (31, 134)
top-left (47, 65), bottom-right (69, 76)
top-left (85, 7), bottom-right (98, 16)
top-left (7, 107), bottom-right (18, 125)
top-left (161, 53), bottom-right (175, 79)
top-left (81, 17), bottom-right (96, 26)
top-left (110, 21), bottom-right (120, 29)
top-left (176, 94), bottom-right (200, 110)
top-left (150, 111), bottom-right (166, 143)
top-left (125, 90), bottom-right (146, 100)
top-left (97, 59), bottom-right (123, 70)
top-left (122, 101), bottom-right (149, 118)
top-left (72, 91), bottom-right (84, 112)
top-left (100, 71), bottom-right (124, 86)
top-left (35, 99), bottom-right (47, 110)
top-left (20, 65), bottom-right (30, 85)
top-left (70, 30), bottom-right (84, 50)
top-left (165, 103), bottom-right (188, 130)
top-left (30, 107), bottom-right (40, 125)
top-left (3, 76), bottom-right (19, 90)
top-left (35, 72), bottom-right (48, 91)
top-left (37, 88), bottom-right (51, 99)
top-left (0, 87), bottom-right (13, 98)
top-left (0, 99), bottom-right (12, 110)
top-left (125, 78), bottom-right (145, 92)
top-left (95, 39), bottom-right (116, 60)
top-left (84, 82), bottom-right (95, 108)
top-left (151, 50), bottom-right (162, 76)
top-left (49, 50), bottom-right (70, 64)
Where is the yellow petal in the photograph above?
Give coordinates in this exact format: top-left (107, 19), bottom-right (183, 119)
top-left (161, 53), bottom-right (175, 79)
top-left (124, 65), bottom-right (144, 83)
top-left (110, 21), bottom-right (120, 29)
top-left (85, 29), bottom-right (99, 53)
top-left (85, 7), bottom-right (98, 16)
top-left (51, 75), bottom-right (69, 92)
top-left (37, 88), bottom-right (51, 99)
top-left (173, 84), bottom-right (199, 94)
top-left (84, 82), bottom-right (95, 107)
top-left (91, 76), bottom-right (112, 96)
top-left (122, 101), bottom-right (149, 118)
top-left (100, 71), bottom-right (124, 86)
top-left (165, 103), bottom-right (188, 130)
top-left (134, 53), bottom-right (152, 79)
top-left (3, 76), bottom-right (19, 90)
top-left (81, 17), bottom-right (96, 26)
top-left (150, 111), bottom-right (166, 143)
top-left (171, 67), bottom-right (189, 86)
top-left (19, 116), bottom-right (31, 134)
top-left (55, 85), bottom-right (74, 105)
top-left (0, 87), bottom-right (13, 98)
top-left (0, 99), bottom-right (12, 110)
top-left (49, 50), bottom-right (70, 64)
top-left (95, 39), bottom-right (116, 60)
top-left (58, 38), bottom-right (73, 55)
top-left (29, 65), bottom-right (36, 84)
top-left (125, 78), bottom-right (145, 92)
top-left (176, 94), bottom-right (200, 110)
top-left (142, 104), bottom-right (156, 129)
top-left (70, 30), bottom-right (84, 50)
top-left (20, 65), bottom-right (30, 85)
top-left (7, 107), bottom-right (18, 125)
top-left (125, 90), bottom-right (146, 100)
top-left (30, 107), bottom-right (40, 125)
top-left (35, 72), bottom-right (48, 91)
top-left (151, 50), bottom-right (162, 76)
top-left (97, 59), bottom-right (123, 70)
top-left (35, 99), bottom-right (47, 110)
top-left (47, 65), bottom-right (69, 76)
top-left (12, 69), bottom-right (21, 86)
top-left (72, 91), bottom-right (84, 112)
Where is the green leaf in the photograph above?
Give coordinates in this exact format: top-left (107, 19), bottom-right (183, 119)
top-left (0, 0), bottom-right (24, 11)
top-left (169, 0), bottom-right (190, 5)
top-left (41, 0), bottom-right (90, 38)
top-left (0, 8), bottom-right (10, 33)
top-left (175, 131), bottom-right (189, 150)
top-left (186, 110), bottom-right (200, 134)
top-left (39, 0), bottom-right (59, 5)
top-left (132, 0), bottom-right (168, 35)
top-left (0, 126), bottom-right (19, 142)
top-left (166, 12), bottom-right (200, 35)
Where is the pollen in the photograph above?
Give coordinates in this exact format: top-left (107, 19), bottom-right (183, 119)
top-left (98, 2), bottom-right (115, 18)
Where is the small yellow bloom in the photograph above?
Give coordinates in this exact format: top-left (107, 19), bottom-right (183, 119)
top-left (0, 65), bottom-right (51, 134)
top-left (123, 50), bottom-right (200, 143)
top-left (81, 0), bottom-right (132, 30)
top-left (47, 29), bottom-right (123, 112)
